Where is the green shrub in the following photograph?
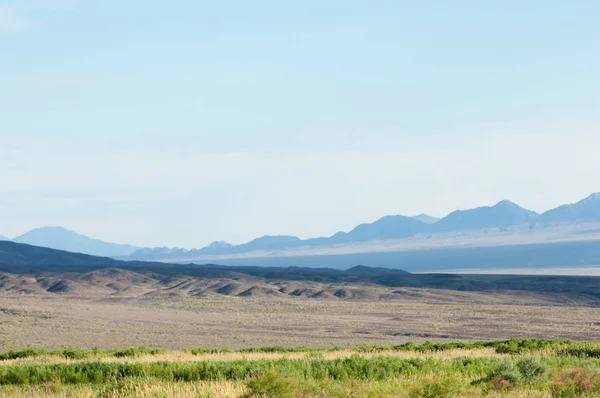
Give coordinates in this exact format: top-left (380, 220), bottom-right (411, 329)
top-left (243, 372), bottom-right (299, 398)
top-left (476, 361), bottom-right (522, 390)
top-left (110, 347), bottom-right (161, 358)
top-left (0, 339), bottom-right (591, 362)
top-left (495, 338), bottom-right (573, 355)
top-left (190, 348), bottom-right (220, 355)
top-left (516, 357), bottom-right (548, 383)
top-left (0, 349), bottom-right (44, 361)
top-left (496, 342), bottom-right (520, 354)
top-left (559, 345), bottom-right (600, 359)
top-left (408, 376), bottom-right (463, 398)
top-left (62, 349), bottom-right (87, 360)
top-left (0, 357), bottom-right (431, 386)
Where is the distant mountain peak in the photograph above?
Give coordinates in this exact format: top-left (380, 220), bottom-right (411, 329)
top-left (17, 226), bottom-right (88, 240)
top-left (205, 241), bottom-right (233, 249)
top-left (0, 234), bottom-right (9, 241)
top-left (29, 226), bottom-right (74, 233)
top-left (494, 200), bottom-right (519, 207)
top-left (540, 192), bottom-right (600, 223)
top-left (494, 200), bottom-right (539, 216)
top-left (32, 191), bottom-right (596, 262)
top-left (14, 226), bottom-right (139, 257)
top-left (411, 214), bottom-right (441, 224)
top-left (247, 235), bottom-right (302, 244)
top-left (433, 199), bottom-right (538, 232)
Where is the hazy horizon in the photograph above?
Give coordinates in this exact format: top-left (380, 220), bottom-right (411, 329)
top-left (2, 1), bottom-right (599, 247)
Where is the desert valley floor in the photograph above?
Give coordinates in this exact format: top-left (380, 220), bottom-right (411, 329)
top-left (1, 268), bottom-right (600, 350)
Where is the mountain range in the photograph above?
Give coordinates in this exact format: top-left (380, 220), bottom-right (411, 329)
top-left (3, 192), bottom-right (600, 259)
top-left (130, 193), bottom-right (600, 260)
top-left (3, 240), bottom-right (600, 299)
top-left (411, 214), bottom-right (441, 224)
top-left (9, 227), bottom-right (139, 257)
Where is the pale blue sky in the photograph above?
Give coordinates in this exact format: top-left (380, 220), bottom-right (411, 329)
top-left (1, 0), bottom-right (599, 247)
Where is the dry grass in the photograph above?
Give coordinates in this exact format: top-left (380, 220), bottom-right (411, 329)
top-left (0, 371), bottom-right (579, 398)
top-left (0, 380), bottom-right (246, 398)
top-left (0, 347), bottom-right (507, 366)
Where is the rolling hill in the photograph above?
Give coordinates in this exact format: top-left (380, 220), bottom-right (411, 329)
top-left (2, 240), bottom-right (600, 300)
top-left (0, 240), bottom-right (122, 268)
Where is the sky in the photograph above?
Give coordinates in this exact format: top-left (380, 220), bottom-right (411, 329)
top-left (1, 0), bottom-right (599, 248)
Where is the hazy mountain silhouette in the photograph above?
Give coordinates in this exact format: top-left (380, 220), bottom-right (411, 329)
top-left (14, 227), bottom-right (139, 257)
top-left (122, 246), bottom-right (189, 260)
top-left (130, 194), bottom-right (600, 260)
top-left (235, 235), bottom-right (303, 251)
top-left (0, 240), bottom-right (122, 268)
top-left (411, 214), bottom-right (440, 224)
top-left (12, 192), bottom-right (600, 260)
top-left (346, 265), bottom-right (410, 275)
top-left (0, 234), bottom-right (8, 241)
top-left (5, 241), bottom-right (600, 300)
top-left (129, 201), bottom-right (545, 260)
top-left (432, 200), bottom-right (539, 232)
top-left (539, 193), bottom-right (600, 223)
top-left (201, 241), bottom-right (234, 252)
top-left (0, 240), bottom-right (416, 280)
top-left (129, 237), bottom-right (305, 260)
top-left (329, 215), bottom-right (428, 243)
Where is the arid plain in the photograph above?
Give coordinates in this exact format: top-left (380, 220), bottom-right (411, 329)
top-left (1, 268), bottom-right (600, 350)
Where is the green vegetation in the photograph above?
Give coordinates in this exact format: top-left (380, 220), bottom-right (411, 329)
top-left (2, 340), bottom-right (600, 396)
top-left (2, 357), bottom-right (440, 384)
top-left (189, 338), bottom-right (600, 357)
top-left (0, 338), bottom-right (582, 361)
top-left (0, 347), bottom-right (162, 361)
top-left (3, 338), bottom-right (600, 361)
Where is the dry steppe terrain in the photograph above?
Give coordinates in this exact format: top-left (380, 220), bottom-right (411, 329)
top-left (1, 268), bottom-right (600, 350)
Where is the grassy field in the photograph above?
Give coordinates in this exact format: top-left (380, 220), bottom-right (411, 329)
top-left (1, 340), bottom-right (600, 397)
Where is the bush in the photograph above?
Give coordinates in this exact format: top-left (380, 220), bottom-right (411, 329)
top-left (516, 357), bottom-right (548, 383)
top-left (111, 347), bottom-right (161, 358)
top-left (243, 372), bottom-right (299, 398)
top-left (0, 349), bottom-right (45, 361)
top-left (494, 338), bottom-right (572, 355)
top-left (476, 361), bottom-right (522, 391)
top-left (190, 348), bottom-right (220, 355)
top-left (408, 377), bottom-right (463, 398)
top-left (552, 368), bottom-right (600, 397)
top-left (62, 349), bottom-right (87, 360)
top-left (477, 357), bottom-right (549, 391)
top-left (559, 345), bottom-right (600, 359)
top-left (496, 342), bottom-right (521, 354)
top-left (492, 361), bottom-right (522, 386)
